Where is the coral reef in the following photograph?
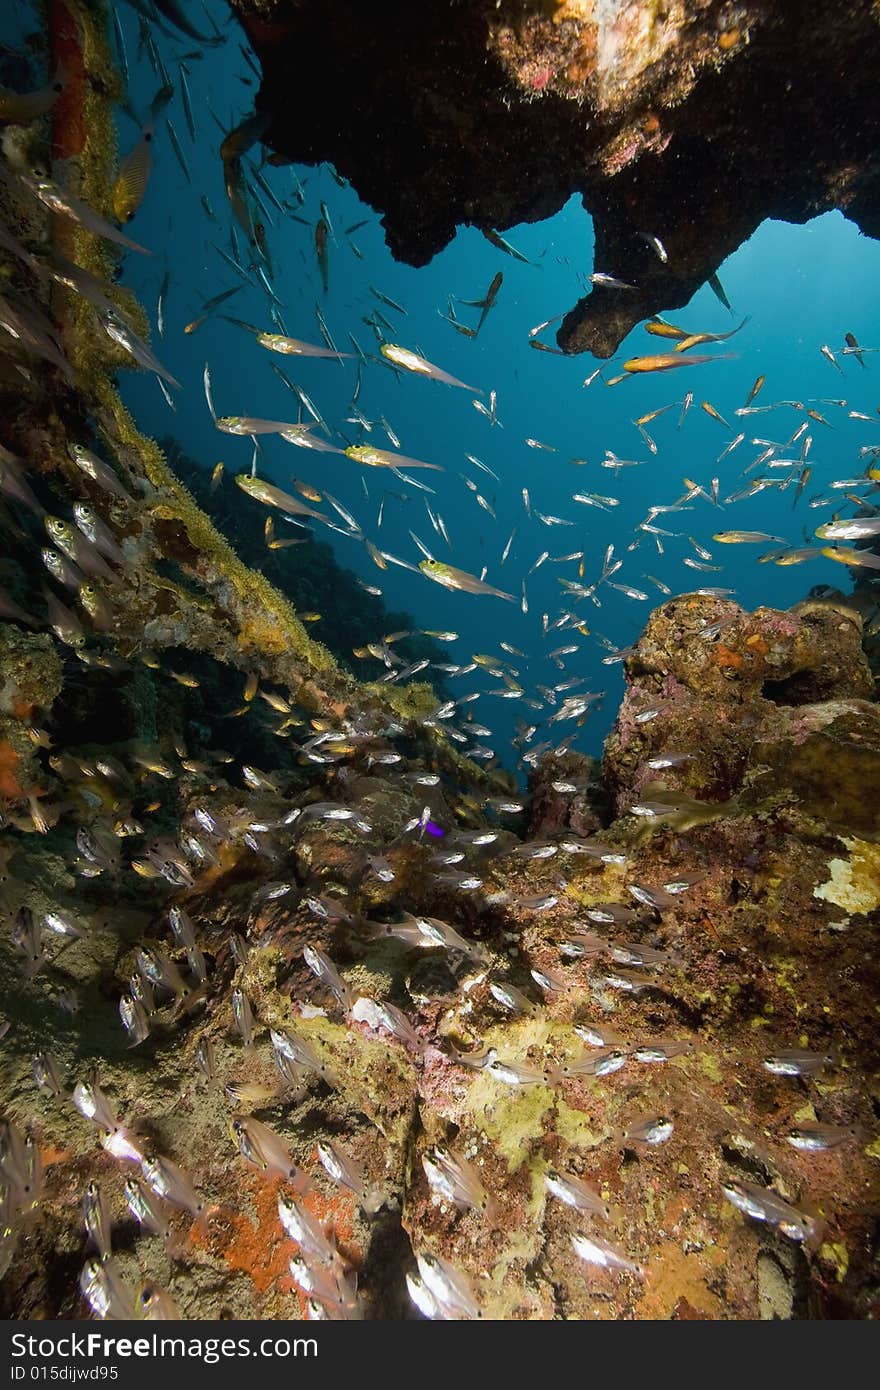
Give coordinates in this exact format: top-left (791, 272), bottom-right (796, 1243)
top-left (0, 3), bottom-right (878, 1325)
top-left (2, 588), bottom-right (878, 1319)
top-left (232, 0), bottom-right (880, 355)
top-left (604, 594), bottom-right (876, 810)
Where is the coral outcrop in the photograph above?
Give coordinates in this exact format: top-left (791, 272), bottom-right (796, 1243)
top-left (232, 0), bottom-right (880, 355)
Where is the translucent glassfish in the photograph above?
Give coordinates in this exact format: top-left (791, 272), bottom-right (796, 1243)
top-left (544, 1169), bottom-right (613, 1221)
top-left (415, 1252), bottom-right (482, 1319)
top-left (140, 1154), bottom-right (208, 1227)
top-left (571, 1233), bottom-right (645, 1277)
top-left (421, 1144), bottom-right (496, 1219)
top-left (278, 1194), bottom-right (343, 1268)
top-left (79, 1257), bottom-right (135, 1320)
top-left (230, 1117), bottom-right (311, 1192)
top-left (722, 1178), bottom-right (819, 1243)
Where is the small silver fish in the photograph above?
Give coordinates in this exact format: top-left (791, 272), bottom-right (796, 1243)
top-left (637, 231), bottom-right (668, 262)
top-left (230, 1116), bottom-right (311, 1191)
top-left (763, 1049), bottom-right (834, 1077)
top-left (138, 1284), bottom-right (182, 1319)
top-left (316, 1140), bottom-right (381, 1213)
top-left (632, 1040), bottom-right (691, 1064)
top-left (270, 1026), bottom-right (334, 1081)
top-left (288, 1255), bottom-right (360, 1316)
top-left (530, 964), bottom-right (568, 993)
top-left (415, 1252), bottom-right (482, 1319)
top-left (82, 1181), bottom-right (112, 1261)
top-left (416, 915), bottom-right (488, 962)
top-left (601, 968), bottom-right (656, 995)
top-left (231, 986), bottom-right (255, 1046)
top-left (72, 1079), bottom-right (119, 1132)
top-left (783, 1121), bottom-right (860, 1152)
top-left (421, 1144), bottom-right (495, 1217)
top-left (570, 1233), bottom-right (644, 1277)
top-left (350, 996), bottom-right (425, 1053)
top-left (140, 1154), bottom-right (207, 1225)
top-left (100, 1127), bottom-right (145, 1166)
top-left (79, 1257), bottom-right (135, 1320)
top-left (119, 994), bottom-right (150, 1046)
top-left (72, 503), bottom-right (125, 565)
top-left (32, 1051), bottom-right (65, 1096)
top-left (621, 1114), bottom-right (674, 1146)
top-left (551, 1048), bottom-right (627, 1081)
top-left (488, 981), bottom-right (535, 1016)
top-left (196, 1037), bottom-right (217, 1082)
top-left (303, 944), bottom-right (352, 1013)
top-left (124, 1175), bottom-right (174, 1244)
top-left (484, 1056), bottom-right (548, 1087)
top-left (722, 1178), bottom-right (818, 1243)
top-left (168, 905), bottom-right (196, 948)
top-left (589, 272), bottom-right (637, 290)
top-left (278, 1194), bottom-right (342, 1268)
top-left (544, 1169), bottom-right (612, 1221)
top-left (136, 947), bottom-right (188, 998)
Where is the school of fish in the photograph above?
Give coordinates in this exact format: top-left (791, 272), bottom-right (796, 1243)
top-left (0, 0), bottom-right (877, 1324)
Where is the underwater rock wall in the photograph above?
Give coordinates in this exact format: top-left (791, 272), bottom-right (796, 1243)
top-left (161, 439), bottom-right (452, 691)
top-left (232, 0), bottom-right (880, 355)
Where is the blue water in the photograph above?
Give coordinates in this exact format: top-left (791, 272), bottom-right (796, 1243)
top-left (116, 3), bottom-right (880, 766)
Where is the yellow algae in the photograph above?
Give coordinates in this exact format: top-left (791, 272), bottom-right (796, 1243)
top-left (700, 1051), bottom-right (723, 1084)
top-left (555, 1099), bottom-right (606, 1150)
top-left (276, 1012), bottom-right (416, 1147)
top-left (552, 0), bottom-right (593, 22)
top-left (463, 1073), bottom-right (554, 1170)
top-left (371, 680), bottom-right (441, 724)
top-left (593, 0), bottom-right (687, 108)
top-left (793, 1103), bottom-right (818, 1124)
top-left (564, 864), bottom-right (627, 907)
top-left (643, 1182), bottom-right (657, 1228)
top-left (524, 1162), bottom-right (551, 1219)
top-left (458, 1020), bottom-right (556, 1154)
top-left (771, 957), bottom-right (805, 1013)
top-left (482, 1015), bottom-right (559, 1055)
top-left (865, 1137), bottom-right (880, 1160)
top-left (814, 839), bottom-right (880, 915)
top-left (819, 1242), bottom-right (849, 1282)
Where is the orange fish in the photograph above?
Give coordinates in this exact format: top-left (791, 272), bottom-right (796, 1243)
top-left (644, 317), bottom-right (688, 340)
top-left (674, 316), bottom-right (749, 352)
top-left (744, 373), bottom-right (765, 405)
top-left (622, 352), bottom-right (735, 374)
